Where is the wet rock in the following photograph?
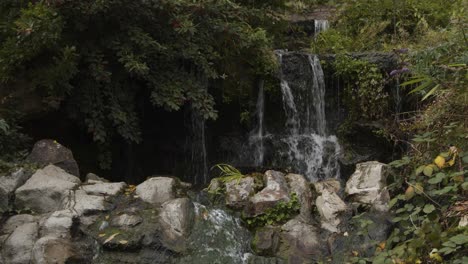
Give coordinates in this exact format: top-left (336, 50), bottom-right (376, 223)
top-left (136, 177), bottom-right (176, 205)
top-left (278, 218), bottom-right (325, 263)
top-left (2, 222), bottom-right (39, 264)
top-left (225, 176), bottom-right (256, 208)
top-left (15, 165), bottom-right (81, 213)
top-left (26, 139), bottom-right (80, 177)
top-left (159, 198), bottom-right (195, 252)
top-left (247, 170), bottom-right (290, 217)
top-left (285, 173), bottom-right (313, 222)
top-left (39, 210), bottom-right (76, 238)
top-left (253, 227), bottom-right (280, 256)
top-left (345, 161), bottom-right (390, 212)
top-left (81, 181), bottom-right (126, 196)
top-left (111, 214), bottom-right (143, 228)
top-left (247, 255), bottom-right (285, 264)
top-left (316, 189), bottom-right (349, 233)
top-left (0, 168), bottom-right (33, 213)
top-left (314, 179), bottom-right (341, 194)
top-left (32, 236), bottom-right (76, 264)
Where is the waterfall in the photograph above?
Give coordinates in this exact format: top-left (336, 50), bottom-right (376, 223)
top-left (249, 80), bottom-right (265, 167)
top-left (314, 20), bottom-right (329, 35)
top-left (190, 110), bottom-right (208, 185)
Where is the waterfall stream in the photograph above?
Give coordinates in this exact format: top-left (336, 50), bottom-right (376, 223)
top-left (314, 20), bottom-right (329, 35)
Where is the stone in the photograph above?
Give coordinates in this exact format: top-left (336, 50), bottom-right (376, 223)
top-left (279, 218), bottom-right (324, 262)
top-left (85, 173), bottom-right (109, 183)
top-left (32, 236), bottom-right (76, 264)
top-left (80, 182), bottom-right (126, 196)
top-left (314, 179), bottom-right (341, 194)
top-left (2, 222), bottom-right (39, 264)
top-left (136, 177), bottom-right (176, 205)
top-left (111, 214), bottom-right (143, 228)
top-left (15, 165), bottom-right (80, 213)
top-left (206, 178), bottom-right (222, 193)
top-left (225, 176), bottom-right (255, 208)
top-left (1, 214), bottom-right (37, 235)
top-left (0, 168), bottom-right (33, 212)
top-left (285, 173), bottom-right (313, 223)
top-left (316, 189), bottom-right (349, 233)
top-left (159, 198), bottom-right (195, 252)
top-left (40, 210), bottom-right (76, 238)
top-left (66, 190), bottom-right (108, 216)
top-left (26, 139), bottom-right (80, 176)
top-left (345, 161), bottom-right (390, 212)
top-left (253, 227), bottom-right (280, 256)
top-left (246, 170), bottom-right (290, 217)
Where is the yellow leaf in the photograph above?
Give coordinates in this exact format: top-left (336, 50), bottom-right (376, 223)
top-left (378, 241), bottom-right (386, 250)
top-left (119, 240), bottom-right (128, 245)
top-left (430, 249), bottom-right (443, 262)
top-left (103, 232), bottom-right (120, 244)
top-left (434, 156), bottom-right (445, 169)
top-left (447, 157), bottom-right (456, 166)
top-left (105, 215), bottom-right (110, 220)
top-left (405, 186), bottom-right (415, 200)
top-left (98, 233), bottom-right (106, 237)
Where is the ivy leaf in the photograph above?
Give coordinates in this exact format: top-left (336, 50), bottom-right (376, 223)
top-left (450, 234), bottom-right (468, 245)
top-left (428, 173), bottom-right (445, 184)
top-left (415, 165), bottom-right (425, 175)
top-left (423, 165), bottom-right (434, 176)
top-left (423, 204), bottom-right (436, 214)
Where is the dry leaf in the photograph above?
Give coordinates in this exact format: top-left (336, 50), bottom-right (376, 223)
top-left (98, 233), bottom-right (106, 237)
top-left (119, 240), bottom-right (128, 245)
top-left (103, 232), bottom-right (120, 244)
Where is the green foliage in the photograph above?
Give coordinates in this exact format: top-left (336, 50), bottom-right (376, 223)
top-left (244, 193), bottom-right (300, 228)
top-left (0, 117), bottom-right (30, 162)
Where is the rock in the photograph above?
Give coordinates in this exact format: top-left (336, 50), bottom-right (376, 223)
top-left (67, 190), bottom-right (108, 216)
top-left (159, 198), bottom-right (195, 252)
top-left (32, 236), bottom-right (76, 264)
top-left (285, 173), bottom-right (313, 222)
top-left (206, 178), bottom-right (222, 193)
top-left (39, 210), bottom-right (76, 239)
top-left (253, 227), bottom-right (280, 256)
top-left (345, 161), bottom-right (390, 212)
top-left (80, 182), bottom-right (126, 196)
top-left (85, 173), bottom-right (109, 183)
top-left (2, 222), bottom-right (39, 264)
top-left (15, 165), bottom-right (81, 213)
top-left (314, 179), bottom-right (341, 194)
top-left (316, 189), bottom-right (350, 233)
top-left (225, 176), bottom-right (255, 208)
top-left (26, 139), bottom-right (80, 177)
top-left (111, 214), bottom-right (143, 228)
top-left (1, 214), bottom-right (38, 235)
top-left (136, 177), bottom-right (176, 205)
top-left (247, 170), bottom-right (290, 216)
top-left (278, 218), bottom-right (324, 262)
top-left (0, 168), bottom-right (33, 213)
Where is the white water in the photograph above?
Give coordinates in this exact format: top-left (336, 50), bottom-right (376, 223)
top-left (314, 19), bottom-right (329, 35)
top-left (249, 80), bottom-right (265, 167)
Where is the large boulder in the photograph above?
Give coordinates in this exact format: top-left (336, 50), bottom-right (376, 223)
top-left (2, 222), bottom-right (39, 264)
top-left (246, 171), bottom-right (290, 217)
top-left (136, 177), bottom-right (176, 205)
top-left (158, 198), bottom-right (195, 252)
top-left (316, 189), bottom-right (350, 233)
top-left (31, 236), bottom-right (76, 264)
top-left (0, 168), bottom-right (33, 213)
top-left (80, 181), bottom-right (126, 196)
top-left (26, 139), bottom-right (80, 177)
top-left (345, 161), bottom-right (390, 212)
top-left (39, 210), bottom-right (77, 239)
top-left (111, 214), bottom-right (143, 229)
top-left (285, 173), bottom-right (313, 223)
top-left (15, 165), bottom-right (81, 213)
top-left (67, 190), bottom-right (109, 216)
top-left (225, 176), bottom-right (256, 208)
top-left (314, 179), bottom-right (341, 194)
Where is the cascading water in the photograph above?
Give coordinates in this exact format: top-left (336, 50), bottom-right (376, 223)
top-left (314, 20), bottom-right (329, 35)
top-left (249, 80), bottom-right (265, 167)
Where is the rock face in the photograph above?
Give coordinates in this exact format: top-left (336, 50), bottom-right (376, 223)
top-left (285, 173), bottom-right (313, 222)
top-left (136, 177), bottom-right (176, 205)
top-left (15, 165), bottom-right (81, 213)
top-left (247, 170), bottom-right (290, 216)
top-left (345, 161), bottom-right (390, 211)
top-left (0, 168), bottom-right (32, 213)
top-left (314, 179), bottom-right (341, 194)
top-left (111, 214), bottom-right (143, 228)
top-left (2, 222), bottom-right (39, 264)
top-left (316, 189), bottom-right (349, 233)
top-left (225, 176), bottom-right (256, 208)
top-left (26, 139), bottom-right (80, 176)
top-left (158, 198), bottom-right (195, 252)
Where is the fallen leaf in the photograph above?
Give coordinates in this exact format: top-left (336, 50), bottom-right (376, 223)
top-left (104, 233), bottom-right (120, 244)
top-left (98, 233), bottom-right (106, 237)
top-left (434, 156), bottom-right (445, 169)
top-left (119, 240), bottom-right (128, 245)
top-left (105, 215), bottom-right (110, 220)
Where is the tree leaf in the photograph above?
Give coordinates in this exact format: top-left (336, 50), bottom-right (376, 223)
top-left (423, 204), bottom-right (436, 214)
top-left (421, 84), bottom-right (440, 101)
top-left (415, 165), bottom-right (425, 175)
top-left (434, 156), bottom-right (445, 169)
top-left (423, 165), bottom-right (433, 176)
top-left (405, 186), bottom-right (415, 200)
top-left (414, 183), bottom-right (424, 194)
top-left (103, 232), bottom-right (120, 244)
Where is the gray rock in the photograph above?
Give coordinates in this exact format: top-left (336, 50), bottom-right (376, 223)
top-left (314, 179), bottom-right (341, 194)
top-left (159, 198), bottom-right (195, 252)
top-left (225, 176), bottom-right (255, 208)
top-left (285, 173), bottom-right (313, 223)
top-left (111, 214), bottom-right (143, 228)
top-left (253, 227), bottom-right (280, 256)
top-left (316, 189), bottom-right (349, 233)
top-left (279, 218), bottom-right (324, 262)
top-left (206, 178), bottom-right (222, 193)
top-left (66, 190), bottom-right (108, 216)
top-left (345, 161), bottom-right (390, 212)
top-left (32, 236), bottom-right (75, 264)
top-left (1, 214), bottom-right (38, 235)
top-left (85, 173), bottom-right (109, 183)
top-left (15, 165), bottom-right (80, 213)
top-left (136, 177), bottom-right (176, 205)
top-left (247, 170), bottom-right (290, 217)
top-left (0, 168), bottom-right (33, 213)
top-left (2, 222), bottom-right (39, 264)
top-left (80, 182), bottom-right (126, 196)
top-left (39, 210), bottom-right (76, 239)
top-left (26, 139), bottom-right (80, 176)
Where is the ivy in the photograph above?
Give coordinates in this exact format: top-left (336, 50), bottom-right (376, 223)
top-left (243, 193), bottom-right (300, 228)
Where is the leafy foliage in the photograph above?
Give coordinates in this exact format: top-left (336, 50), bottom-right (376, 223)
top-left (244, 193), bottom-right (300, 228)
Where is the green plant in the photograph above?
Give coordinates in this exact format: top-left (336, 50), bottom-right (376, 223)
top-left (244, 193), bottom-right (300, 228)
